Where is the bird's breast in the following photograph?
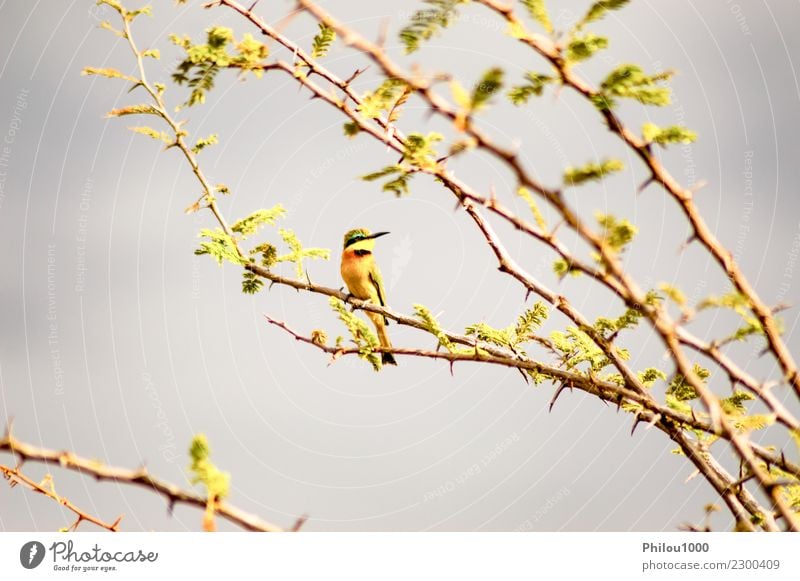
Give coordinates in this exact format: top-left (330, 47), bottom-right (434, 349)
top-left (340, 252), bottom-right (377, 300)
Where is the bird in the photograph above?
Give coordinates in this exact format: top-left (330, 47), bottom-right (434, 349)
top-left (340, 228), bottom-right (397, 366)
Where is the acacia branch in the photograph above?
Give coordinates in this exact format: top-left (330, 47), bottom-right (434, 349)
top-left (1, 463), bottom-right (123, 532)
top-left (96, 1), bottom-right (799, 530)
top-left (264, 0), bottom-right (798, 530)
top-left (474, 0), bottom-right (800, 399)
top-left (0, 432), bottom-right (287, 532)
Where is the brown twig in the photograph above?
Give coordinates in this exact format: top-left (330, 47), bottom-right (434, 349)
top-left (0, 433), bottom-right (285, 532)
top-left (1, 463), bottom-right (123, 532)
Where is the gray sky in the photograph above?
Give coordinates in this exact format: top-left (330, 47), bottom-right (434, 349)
top-left (1, 0), bottom-right (799, 532)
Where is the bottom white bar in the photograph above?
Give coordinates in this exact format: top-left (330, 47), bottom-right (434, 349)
top-left (0, 532), bottom-right (797, 580)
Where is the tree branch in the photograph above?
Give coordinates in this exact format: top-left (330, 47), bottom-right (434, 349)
top-left (0, 432), bottom-right (287, 532)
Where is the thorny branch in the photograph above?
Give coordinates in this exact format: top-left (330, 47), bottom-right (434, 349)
top-left (0, 429), bottom-right (292, 532)
top-left (76, 0), bottom-right (800, 531)
top-left (1, 463), bottom-right (123, 532)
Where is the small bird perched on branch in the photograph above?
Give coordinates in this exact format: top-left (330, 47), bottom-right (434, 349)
top-left (340, 228), bottom-right (397, 366)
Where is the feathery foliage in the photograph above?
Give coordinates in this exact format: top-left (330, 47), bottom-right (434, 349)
top-left (508, 72), bottom-right (553, 105)
top-left (599, 64), bottom-right (673, 108)
top-left (564, 159), bottom-right (623, 186)
top-left (189, 434), bottom-right (230, 500)
top-left (330, 297), bottom-right (382, 371)
top-left (310, 22), bottom-right (336, 58)
top-left (399, 0), bottom-right (467, 53)
top-left (642, 123), bottom-right (697, 146)
top-left (520, 0), bottom-right (553, 33)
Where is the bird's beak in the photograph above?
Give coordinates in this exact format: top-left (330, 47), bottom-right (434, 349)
top-left (366, 231), bottom-right (390, 240)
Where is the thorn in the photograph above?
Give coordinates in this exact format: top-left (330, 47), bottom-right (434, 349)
top-left (344, 66), bottom-right (368, 85)
top-left (111, 515), bottom-right (124, 531)
top-left (772, 302), bottom-right (791, 314)
top-left (645, 414), bottom-right (660, 429)
top-left (637, 177), bottom-right (655, 195)
top-left (684, 469), bottom-right (700, 484)
top-left (679, 234), bottom-right (698, 252)
top-left (549, 383), bottom-right (567, 412)
top-left (781, 450), bottom-right (786, 466)
top-left (517, 367), bottom-right (529, 384)
top-left (167, 498), bottom-right (176, 516)
top-left (524, 288), bottom-right (532, 302)
top-left (247, 0), bottom-right (261, 11)
top-left (631, 413), bottom-right (642, 436)
top-left (449, 361), bottom-right (455, 376)
top-left (291, 514), bottom-right (309, 532)
top-left (293, 46), bottom-right (298, 65)
top-left (688, 180), bottom-right (707, 194)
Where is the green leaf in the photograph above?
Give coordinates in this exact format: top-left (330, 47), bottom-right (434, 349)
top-left (330, 297), bottom-right (382, 371)
top-left (600, 64), bottom-right (673, 107)
top-left (642, 123), bottom-right (697, 145)
top-left (343, 121), bottom-right (360, 137)
top-left (563, 159), bottom-right (623, 186)
top-left (311, 22), bottom-right (336, 58)
top-left (508, 72), bottom-right (552, 104)
top-left (520, 0), bottom-right (553, 33)
top-left (362, 165), bottom-right (414, 196)
top-left (82, 66), bottom-right (138, 82)
top-left (594, 305), bottom-right (644, 338)
top-left (125, 4), bottom-right (153, 22)
top-left (549, 327), bottom-right (609, 373)
top-left (192, 133), bottom-right (218, 154)
top-left (195, 228), bottom-right (244, 265)
top-left (553, 258), bottom-right (581, 278)
top-left (401, 132), bottom-right (443, 171)
top-left (566, 34), bottom-right (608, 63)
top-left (667, 363), bottom-right (710, 402)
top-left (171, 27), bottom-right (268, 108)
top-left (275, 229), bottom-right (330, 278)
top-left (595, 212), bottom-right (637, 252)
top-left (362, 165), bottom-right (404, 182)
top-left (241, 270), bottom-right (264, 294)
top-left (470, 68), bottom-right (504, 112)
top-left (720, 390), bottom-right (755, 415)
top-left (106, 103), bottom-right (161, 118)
top-left (231, 205), bottom-right (286, 239)
top-left (188, 434), bottom-right (230, 500)
top-left (358, 79), bottom-right (408, 119)
top-left (658, 283), bottom-right (687, 307)
top-left (250, 242), bottom-right (278, 268)
top-left (399, 0), bottom-right (467, 53)
top-left (516, 186), bottom-right (547, 230)
top-left (638, 367), bottom-right (666, 388)
top-left (414, 304), bottom-right (456, 352)
top-left (578, 0), bottom-right (630, 29)
top-left (127, 125), bottom-right (172, 144)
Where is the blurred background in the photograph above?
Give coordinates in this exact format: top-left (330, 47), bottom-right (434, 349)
top-left (1, 0), bottom-right (799, 531)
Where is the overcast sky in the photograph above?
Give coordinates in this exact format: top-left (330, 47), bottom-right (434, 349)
top-left (1, 0), bottom-right (799, 532)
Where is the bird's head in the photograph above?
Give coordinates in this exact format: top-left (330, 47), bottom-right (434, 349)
top-left (342, 228), bottom-right (389, 252)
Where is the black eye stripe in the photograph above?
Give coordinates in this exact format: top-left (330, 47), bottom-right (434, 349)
top-left (344, 233), bottom-right (366, 248)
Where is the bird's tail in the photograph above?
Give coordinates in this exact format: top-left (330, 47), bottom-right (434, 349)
top-left (367, 311), bottom-right (398, 366)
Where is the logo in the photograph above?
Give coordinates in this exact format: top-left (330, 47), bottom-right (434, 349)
top-left (19, 541), bottom-right (46, 569)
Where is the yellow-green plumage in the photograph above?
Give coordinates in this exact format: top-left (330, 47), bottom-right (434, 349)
top-left (340, 228), bottom-right (397, 366)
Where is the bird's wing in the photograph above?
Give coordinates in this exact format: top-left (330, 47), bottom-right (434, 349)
top-left (368, 266), bottom-right (389, 324)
